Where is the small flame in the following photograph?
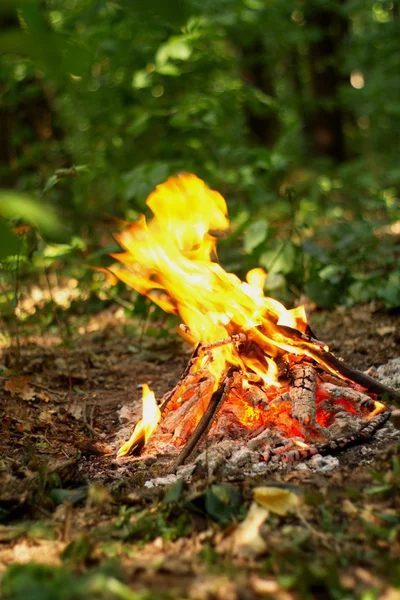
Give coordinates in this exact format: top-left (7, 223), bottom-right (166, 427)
top-left (117, 384), bottom-right (161, 457)
top-left (294, 440), bottom-right (309, 449)
top-left (369, 400), bottom-right (385, 419)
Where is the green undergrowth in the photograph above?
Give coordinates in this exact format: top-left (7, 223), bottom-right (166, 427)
top-left (1, 446), bottom-right (400, 599)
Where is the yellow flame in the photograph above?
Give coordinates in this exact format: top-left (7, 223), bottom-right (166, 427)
top-left (294, 440), bottom-right (309, 449)
top-left (117, 384), bottom-right (161, 457)
top-left (368, 400), bottom-right (385, 419)
top-left (111, 173), bottom-right (314, 396)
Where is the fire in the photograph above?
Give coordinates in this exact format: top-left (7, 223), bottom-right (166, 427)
top-left (110, 174), bottom-right (386, 458)
top-left (117, 384), bottom-right (161, 457)
top-left (110, 174), bottom-right (312, 380)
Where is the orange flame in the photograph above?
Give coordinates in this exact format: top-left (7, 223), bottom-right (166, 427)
top-left (117, 384), bottom-right (161, 457)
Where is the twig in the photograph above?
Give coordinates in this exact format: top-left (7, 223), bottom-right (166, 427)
top-left (44, 267), bottom-right (73, 412)
top-left (277, 409), bottom-right (391, 462)
top-left (170, 365), bottom-right (237, 471)
top-left (30, 382), bottom-right (65, 398)
top-left (13, 235), bottom-right (23, 370)
top-left (178, 324), bottom-right (247, 351)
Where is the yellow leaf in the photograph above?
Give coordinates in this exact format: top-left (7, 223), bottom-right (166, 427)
top-left (233, 502), bottom-right (269, 556)
top-left (254, 486), bottom-right (301, 516)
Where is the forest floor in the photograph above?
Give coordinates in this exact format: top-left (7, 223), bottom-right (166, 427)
top-left (0, 302), bottom-right (400, 600)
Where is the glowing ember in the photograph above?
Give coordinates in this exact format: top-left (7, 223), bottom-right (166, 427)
top-left (109, 174), bottom-right (388, 462)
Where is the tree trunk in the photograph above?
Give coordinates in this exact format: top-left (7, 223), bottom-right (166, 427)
top-left (303, 4), bottom-right (348, 162)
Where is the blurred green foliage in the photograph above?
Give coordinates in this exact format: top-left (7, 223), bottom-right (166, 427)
top-left (0, 0), bottom-right (399, 310)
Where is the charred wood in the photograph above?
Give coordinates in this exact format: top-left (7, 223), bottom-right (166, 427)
top-left (277, 410), bottom-right (391, 463)
top-left (289, 363), bottom-right (317, 425)
top-left (171, 366), bottom-right (238, 470)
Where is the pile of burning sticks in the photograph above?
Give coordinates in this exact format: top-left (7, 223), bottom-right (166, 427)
top-left (107, 174), bottom-right (398, 468)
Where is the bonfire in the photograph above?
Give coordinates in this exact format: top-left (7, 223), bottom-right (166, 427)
top-left (109, 174), bottom-right (398, 470)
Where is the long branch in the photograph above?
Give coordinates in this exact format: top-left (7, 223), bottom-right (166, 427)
top-left (311, 348), bottom-right (400, 406)
top-left (273, 325), bottom-right (400, 406)
top-left (170, 366), bottom-right (237, 471)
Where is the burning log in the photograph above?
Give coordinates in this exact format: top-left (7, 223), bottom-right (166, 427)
top-left (108, 174), bottom-right (398, 469)
top-left (289, 363), bottom-right (317, 425)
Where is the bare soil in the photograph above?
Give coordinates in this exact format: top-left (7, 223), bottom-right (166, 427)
top-left (0, 303), bottom-right (399, 599)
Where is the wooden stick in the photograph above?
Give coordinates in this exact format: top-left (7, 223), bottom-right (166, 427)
top-left (274, 325), bottom-right (400, 406)
top-left (159, 343), bottom-right (201, 413)
top-left (170, 366), bottom-right (237, 471)
top-left (311, 348), bottom-right (400, 406)
top-left (278, 409), bottom-right (391, 462)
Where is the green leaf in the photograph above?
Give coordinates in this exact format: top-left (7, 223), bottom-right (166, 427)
top-left (305, 276), bottom-right (342, 308)
top-left (0, 191), bottom-right (67, 241)
top-left (0, 30), bottom-right (33, 55)
top-left (50, 487), bottom-right (88, 506)
top-left (61, 535), bottom-right (93, 565)
top-left (156, 36), bottom-right (192, 67)
top-left (378, 271), bottom-right (400, 308)
top-left (204, 484), bottom-right (242, 522)
top-left (163, 479), bottom-right (185, 504)
top-left (260, 241), bottom-right (297, 275)
top-left (0, 0), bottom-right (39, 13)
top-left (243, 219), bottom-right (268, 254)
top-left (318, 264), bottom-right (345, 284)
top-left (0, 221), bottom-right (20, 259)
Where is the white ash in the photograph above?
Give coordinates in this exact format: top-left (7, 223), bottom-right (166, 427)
top-left (115, 357), bottom-right (400, 486)
top-left (247, 428), bottom-right (288, 451)
top-left (308, 454), bottom-right (340, 473)
top-left (229, 447), bottom-right (260, 469)
top-left (374, 358), bottom-right (400, 390)
top-left (374, 423), bottom-right (399, 442)
top-left (294, 462), bottom-right (311, 471)
top-left (117, 405), bottom-right (135, 424)
top-left (144, 474), bottom-right (179, 488)
top-left (176, 463), bottom-right (197, 479)
top-left (194, 439), bottom-right (235, 471)
top-left (245, 462), bottom-right (271, 476)
top-left (328, 411), bottom-right (362, 439)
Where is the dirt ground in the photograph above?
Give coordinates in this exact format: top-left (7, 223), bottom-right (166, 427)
top-left (0, 303), bottom-right (399, 599)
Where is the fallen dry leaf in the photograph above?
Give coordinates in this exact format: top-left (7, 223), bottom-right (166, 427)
top-left (4, 377), bottom-right (35, 401)
top-left (231, 502), bottom-right (269, 556)
top-left (38, 410), bottom-right (53, 424)
top-left (254, 486), bottom-right (301, 516)
top-left (376, 326), bottom-right (396, 336)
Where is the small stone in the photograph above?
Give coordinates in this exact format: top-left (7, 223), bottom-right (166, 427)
top-left (144, 474), bottom-right (178, 488)
top-left (248, 462), bottom-right (270, 475)
top-left (117, 405), bottom-right (134, 424)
